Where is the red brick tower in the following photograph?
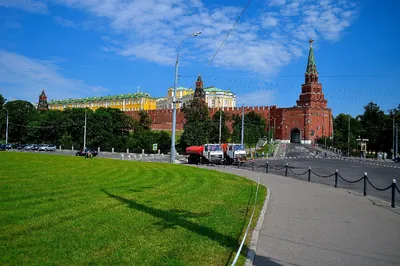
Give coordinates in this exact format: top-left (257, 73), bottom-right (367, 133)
top-left (37, 89), bottom-right (49, 110)
top-left (194, 74), bottom-right (205, 99)
top-left (297, 40), bottom-right (327, 108)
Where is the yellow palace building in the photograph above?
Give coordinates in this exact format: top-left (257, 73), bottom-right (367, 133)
top-left (48, 92), bottom-right (156, 111)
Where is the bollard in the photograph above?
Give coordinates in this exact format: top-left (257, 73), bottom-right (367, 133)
top-left (238, 161), bottom-right (240, 169)
top-left (392, 179), bottom-right (396, 208)
top-left (285, 163), bottom-right (288, 176)
top-left (72, 146), bottom-right (74, 151)
top-left (308, 167), bottom-right (311, 182)
top-left (98, 147), bottom-right (100, 153)
top-left (252, 161), bottom-right (254, 171)
top-left (121, 154), bottom-right (124, 160)
top-left (59, 145), bottom-right (62, 150)
top-left (363, 172), bottom-right (367, 196)
top-left (112, 148), bottom-right (114, 153)
top-left (266, 162), bottom-right (269, 174)
top-left (335, 169), bottom-right (338, 188)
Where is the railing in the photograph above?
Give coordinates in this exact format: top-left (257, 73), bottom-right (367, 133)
top-left (235, 161), bottom-right (399, 208)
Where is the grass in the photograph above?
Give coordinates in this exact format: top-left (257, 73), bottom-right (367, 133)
top-left (0, 152), bottom-right (266, 265)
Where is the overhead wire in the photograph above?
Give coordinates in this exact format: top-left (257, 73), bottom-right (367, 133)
top-left (208, 0), bottom-right (252, 66)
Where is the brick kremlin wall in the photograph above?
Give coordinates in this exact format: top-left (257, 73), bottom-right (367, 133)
top-left (125, 106), bottom-right (274, 131)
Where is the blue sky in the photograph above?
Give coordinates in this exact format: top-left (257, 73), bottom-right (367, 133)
top-left (0, 0), bottom-right (399, 116)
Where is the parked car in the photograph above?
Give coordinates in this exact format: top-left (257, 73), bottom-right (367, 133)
top-left (5, 144), bottom-right (12, 150)
top-left (0, 144), bottom-right (6, 151)
top-left (25, 144), bottom-right (34, 150)
top-left (38, 145), bottom-right (48, 151)
top-left (46, 144), bottom-right (56, 151)
top-left (31, 145), bottom-right (39, 150)
top-left (394, 157), bottom-right (400, 163)
top-left (76, 148), bottom-right (98, 157)
top-left (17, 144), bottom-right (26, 150)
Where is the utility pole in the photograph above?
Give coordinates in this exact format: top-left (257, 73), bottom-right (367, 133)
top-left (83, 108), bottom-right (87, 149)
top-left (396, 124), bottom-right (399, 159)
top-left (393, 114), bottom-right (396, 158)
top-left (218, 108), bottom-right (222, 143)
top-left (241, 104), bottom-right (244, 145)
top-left (347, 114), bottom-right (351, 156)
top-left (268, 107), bottom-right (271, 144)
top-left (5, 108), bottom-right (9, 144)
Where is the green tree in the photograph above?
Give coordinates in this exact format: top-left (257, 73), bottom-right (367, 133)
top-left (180, 98), bottom-right (212, 147)
top-left (231, 111), bottom-right (266, 147)
top-left (358, 102), bottom-right (386, 152)
top-left (4, 100), bottom-right (37, 143)
top-left (136, 110), bottom-right (152, 131)
top-left (209, 110), bottom-right (229, 143)
top-left (331, 113), bottom-right (361, 153)
top-left (0, 94), bottom-right (5, 109)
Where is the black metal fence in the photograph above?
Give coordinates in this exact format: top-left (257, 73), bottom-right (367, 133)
top-left (235, 160), bottom-right (399, 208)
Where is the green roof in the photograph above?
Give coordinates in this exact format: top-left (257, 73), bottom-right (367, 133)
top-left (204, 87), bottom-right (232, 93)
top-left (305, 44), bottom-right (318, 75)
top-left (49, 92), bottom-right (154, 104)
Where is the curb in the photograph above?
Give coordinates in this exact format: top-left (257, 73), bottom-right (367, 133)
top-left (245, 186), bottom-right (270, 266)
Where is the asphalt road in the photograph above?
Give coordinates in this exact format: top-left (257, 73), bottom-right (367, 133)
top-left (246, 143), bottom-right (400, 203)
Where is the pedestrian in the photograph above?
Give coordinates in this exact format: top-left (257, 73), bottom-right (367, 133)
top-left (324, 151), bottom-right (327, 158)
top-left (262, 151), bottom-right (265, 158)
top-left (383, 152), bottom-right (387, 161)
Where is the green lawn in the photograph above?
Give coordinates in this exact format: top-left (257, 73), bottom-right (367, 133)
top-left (0, 152), bottom-right (266, 265)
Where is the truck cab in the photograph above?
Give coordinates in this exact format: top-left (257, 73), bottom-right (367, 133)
top-left (225, 144), bottom-right (246, 164)
top-left (203, 144), bottom-right (224, 164)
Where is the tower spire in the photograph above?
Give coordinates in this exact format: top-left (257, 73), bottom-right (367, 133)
top-left (305, 39), bottom-right (318, 83)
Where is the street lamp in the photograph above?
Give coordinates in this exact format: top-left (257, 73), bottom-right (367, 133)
top-left (3, 108), bottom-right (8, 144)
top-left (170, 31), bottom-right (202, 163)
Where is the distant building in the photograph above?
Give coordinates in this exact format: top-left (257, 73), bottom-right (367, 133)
top-left (48, 92), bottom-right (156, 111)
top-left (155, 74), bottom-right (236, 109)
top-left (127, 40), bottom-right (333, 145)
top-left (37, 89), bottom-right (49, 110)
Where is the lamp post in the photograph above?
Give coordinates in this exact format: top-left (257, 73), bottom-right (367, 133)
top-left (4, 108), bottom-right (8, 144)
top-left (83, 108), bottom-right (87, 149)
top-left (170, 31), bottom-right (202, 163)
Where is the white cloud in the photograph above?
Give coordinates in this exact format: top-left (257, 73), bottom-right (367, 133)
top-left (262, 15), bottom-right (279, 28)
top-left (48, 0), bottom-right (357, 75)
top-left (5, 0), bottom-right (358, 77)
top-left (0, 0), bottom-right (48, 14)
top-left (237, 89), bottom-right (275, 106)
top-left (0, 50), bottom-right (107, 102)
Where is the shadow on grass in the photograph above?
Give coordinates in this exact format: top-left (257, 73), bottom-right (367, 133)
top-left (101, 189), bottom-right (247, 252)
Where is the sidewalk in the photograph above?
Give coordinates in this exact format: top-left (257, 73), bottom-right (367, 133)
top-left (206, 166), bottom-right (400, 266)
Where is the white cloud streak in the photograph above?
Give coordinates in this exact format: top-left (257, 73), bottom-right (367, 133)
top-left (3, 0), bottom-right (358, 77)
top-left (0, 0), bottom-right (48, 14)
top-left (0, 50), bottom-right (107, 102)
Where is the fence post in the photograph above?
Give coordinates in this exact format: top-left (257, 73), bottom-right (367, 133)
top-left (363, 172), bottom-right (367, 196)
top-left (308, 167), bottom-right (311, 182)
top-left (252, 161), bottom-right (254, 171)
top-left (266, 162), bottom-right (269, 174)
top-left (392, 179), bottom-right (396, 208)
top-left (335, 169), bottom-right (338, 188)
top-left (285, 163), bottom-right (288, 176)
